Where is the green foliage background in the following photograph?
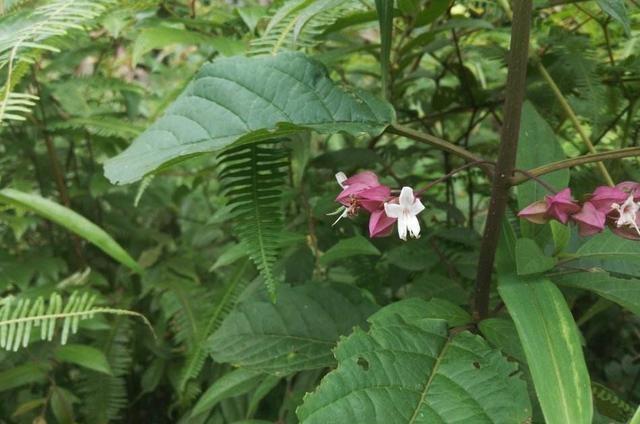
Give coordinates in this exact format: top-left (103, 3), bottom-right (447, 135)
top-left (0, 0), bottom-right (639, 423)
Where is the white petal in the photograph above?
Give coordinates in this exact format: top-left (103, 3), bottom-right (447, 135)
top-left (384, 203), bottom-right (403, 218)
top-left (335, 172), bottom-right (348, 188)
top-left (398, 187), bottom-right (415, 208)
top-left (406, 215), bottom-right (421, 238)
top-left (397, 215), bottom-right (408, 241)
top-left (410, 198), bottom-right (425, 215)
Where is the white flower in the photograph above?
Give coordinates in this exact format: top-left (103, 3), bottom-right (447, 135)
top-left (612, 195), bottom-right (640, 235)
top-left (384, 187), bottom-right (425, 241)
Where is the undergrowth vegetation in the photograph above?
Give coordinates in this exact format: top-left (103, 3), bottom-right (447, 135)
top-left (1, 0), bottom-right (640, 423)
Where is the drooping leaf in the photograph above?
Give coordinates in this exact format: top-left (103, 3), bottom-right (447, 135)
top-left (319, 235), bottom-right (381, 267)
top-left (552, 270), bottom-right (640, 316)
top-left (208, 283), bottom-right (377, 375)
top-left (297, 299), bottom-right (531, 423)
top-left (0, 189), bottom-right (141, 272)
top-left (498, 273), bottom-right (593, 424)
top-left (104, 52), bottom-right (395, 185)
top-left (55, 344), bottom-right (113, 375)
top-left (568, 230), bottom-right (640, 277)
top-left (0, 363), bottom-right (48, 392)
top-left (515, 238), bottom-right (557, 275)
top-left (191, 368), bottom-right (265, 417)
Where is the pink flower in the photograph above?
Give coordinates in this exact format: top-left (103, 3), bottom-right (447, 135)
top-left (571, 202), bottom-right (606, 237)
top-left (368, 209), bottom-right (396, 238)
top-left (615, 181), bottom-right (640, 200)
top-left (608, 195), bottom-right (640, 240)
top-left (545, 188), bottom-right (580, 224)
top-left (332, 171), bottom-right (390, 225)
top-left (518, 200), bottom-right (549, 224)
top-left (518, 188), bottom-right (580, 225)
top-left (588, 186), bottom-right (628, 213)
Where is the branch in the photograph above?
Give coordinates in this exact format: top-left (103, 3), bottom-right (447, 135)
top-left (386, 123), bottom-right (492, 175)
top-left (473, 0), bottom-right (533, 320)
top-left (510, 147), bottom-right (640, 185)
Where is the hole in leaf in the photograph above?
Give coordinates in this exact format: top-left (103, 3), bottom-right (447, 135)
top-left (357, 357), bottom-right (370, 371)
top-left (473, 361), bottom-right (480, 369)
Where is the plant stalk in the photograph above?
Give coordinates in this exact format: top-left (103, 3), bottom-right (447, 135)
top-left (510, 147), bottom-right (640, 185)
top-left (473, 0), bottom-right (533, 320)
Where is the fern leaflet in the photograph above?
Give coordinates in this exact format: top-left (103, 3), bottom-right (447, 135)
top-left (218, 141), bottom-right (289, 300)
top-left (0, 291), bottom-right (154, 351)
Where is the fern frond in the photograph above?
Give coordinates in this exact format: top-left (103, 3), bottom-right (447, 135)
top-left (0, 291), bottom-right (155, 351)
top-left (176, 259), bottom-right (250, 397)
top-left (80, 320), bottom-right (132, 423)
top-left (0, 0), bottom-right (112, 123)
top-left (218, 141), bottom-right (289, 299)
top-left (250, 0), bottom-right (366, 56)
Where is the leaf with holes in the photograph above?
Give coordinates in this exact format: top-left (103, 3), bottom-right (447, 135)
top-left (104, 52), bottom-right (395, 184)
top-left (297, 299), bottom-right (531, 424)
top-left (208, 283), bottom-right (377, 375)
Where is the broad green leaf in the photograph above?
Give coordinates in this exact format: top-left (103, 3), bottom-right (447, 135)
top-left (630, 404), bottom-right (640, 424)
top-left (0, 363), bottom-right (47, 392)
top-left (498, 273), bottom-right (592, 424)
top-left (550, 221), bottom-right (570, 254)
top-left (596, 0), bottom-right (630, 35)
top-left (319, 235), bottom-right (381, 266)
top-left (569, 230), bottom-right (640, 277)
top-left (415, 0), bottom-right (450, 27)
top-left (478, 318), bottom-right (526, 364)
top-left (406, 273), bottom-right (467, 305)
top-left (385, 238), bottom-right (439, 271)
top-left (516, 102), bottom-right (568, 237)
top-left (552, 270), bottom-right (640, 316)
top-left (191, 368), bottom-right (265, 417)
top-left (0, 189), bottom-right (141, 273)
top-left (104, 52), bottom-right (395, 185)
top-left (208, 283), bottom-right (377, 375)
top-left (515, 238), bottom-right (557, 275)
top-left (297, 300), bottom-right (531, 423)
top-left (370, 297), bottom-right (471, 326)
top-left (55, 344), bottom-right (113, 375)
top-left (51, 387), bottom-right (76, 424)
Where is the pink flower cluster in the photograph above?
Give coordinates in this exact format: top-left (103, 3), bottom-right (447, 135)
top-left (332, 171), bottom-right (425, 240)
top-left (518, 182), bottom-right (640, 240)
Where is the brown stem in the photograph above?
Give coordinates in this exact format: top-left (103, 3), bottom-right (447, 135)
top-left (473, 0), bottom-right (533, 320)
top-left (510, 147), bottom-right (640, 185)
top-left (387, 123), bottom-right (492, 176)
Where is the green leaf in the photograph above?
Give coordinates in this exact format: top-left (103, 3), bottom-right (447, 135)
top-left (191, 368), bottom-right (265, 417)
top-left (0, 189), bottom-right (141, 273)
top-left (550, 221), bottom-right (570, 254)
top-left (297, 300), bottom-right (531, 423)
top-left (498, 273), bottom-right (592, 424)
top-left (55, 344), bottom-right (113, 375)
top-left (51, 387), bottom-right (76, 424)
top-left (596, 0), bottom-right (630, 35)
top-left (132, 26), bottom-right (216, 66)
top-left (515, 238), bottom-right (557, 275)
top-left (630, 404), bottom-right (640, 424)
top-left (552, 270), bottom-right (640, 316)
top-left (369, 297), bottom-right (471, 326)
top-left (319, 235), bottom-right (381, 266)
top-left (208, 283), bottom-right (377, 375)
top-left (375, 0), bottom-right (393, 98)
top-left (406, 273), bottom-right (467, 305)
top-left (415, 0), bottom-right (450, 27)
top-left (478, 318), bottom-right (526, 363)
top-left (569, 230), bottom-right (640, 277)
top-left (104, 52), bottom-right (395, 185)
top-left (0, 363), bottom-right (47, 392)
top-left (516, 102), bottom-right (569, 211)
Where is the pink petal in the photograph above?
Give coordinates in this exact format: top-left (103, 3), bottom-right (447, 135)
top-left (518, 200), bottom-right (549, 224)
top-left (546, 188), bottom-right (580, 224)
top-left (589, 186), bottom-right (628, 213)
top-left (571, 202), bottom-right (606, 237)
top-left (344, 171), bottom-right (379, 188)
top-left (359, 185), bottom-right (391, 212)
top-left (369, 209), bottom-right (397, 238)
top-left (616, 181), bottom-right (640, 198)
top-left (335, 183), bottom-right (370, 205)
